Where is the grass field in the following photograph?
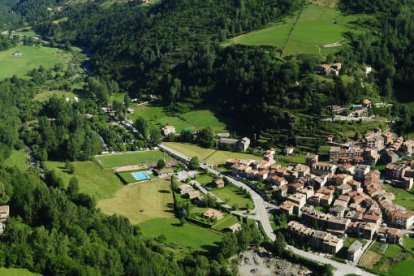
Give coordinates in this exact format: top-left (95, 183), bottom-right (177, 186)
top-left (33, 90), bottom-right (78, 102)
top-left (139, 217), bottom-right (221, 250)
top-left (128, 104), bottom-right (227, 132)
top-left (384, 185), bottom-right (414, 210)
top-left (163, 142), bottom-right (261, 165)
top-left (3, 150), bottom-right (29, 171)
top-left (0, 45), bottom-right (72, 79)
top-left (0, 268), bottom-right (40, 276)
top-left (212, 215), bottom-right (240, 231)
top-left (359, 241), bottom-right (414, 275)
top-left (196, 173), bottom-right (215, 185)
top-left (204, 150), bottom-right (262, 165)
top-left (211, 184), bottom-right (253, 209)
top-left (227, 3), bottom-right (363, 56)
top-left (45, 161), bottom-right (123, 200)
top-left (277, 153), bottom-right (307, 166)
top-left (95, 150), bottom-right (167, 168)
top-left (97, 179), bottom-right (174, 224)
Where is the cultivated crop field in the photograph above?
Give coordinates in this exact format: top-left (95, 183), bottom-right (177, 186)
top-left (95, 150), bottom-right (167, 168)
top-left (0, 45), bottom-right (72, 79)
top-left (228, 3), bottom-right (363, 56)
top-left (97, 179), bottom-right (174, 224)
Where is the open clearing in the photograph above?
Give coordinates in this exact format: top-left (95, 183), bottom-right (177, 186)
top-left (97, 179), bottom-right (174, 224)
top-left (227, 3), bottom-right (363, 56)
top-left (95, 150), bottom-right (167, 168)
top-left (211, 185), bottom-right (253, 209)
top-left (127, 104), bottom-right (228, 132)
top-left (0, 268), bottom-right (40, 276)
top-left (45, 161), bottom-right (123, 200)
top-left (163, 142), bottom-right (261, 165)
top-left (359, 240), bottom-right (414, 275)
top-left (3, 150), bottom-right (29, 171)
top-left (385, 185), bottom-right (414, 210)
top-left (0, 45), bottom-right (72, 79)
top-left (33, 90), bottom-right (78, 102)
top-left (139, 217), bottom-right (221, 250)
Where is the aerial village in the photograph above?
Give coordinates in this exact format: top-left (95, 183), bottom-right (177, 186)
top-left (226, 128), bottom-right (414, 261)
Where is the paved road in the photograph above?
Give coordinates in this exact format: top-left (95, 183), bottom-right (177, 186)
top-left (286, 245), bottom-right (376, 276)
top-left (159, 143), bottom-right (376, 276)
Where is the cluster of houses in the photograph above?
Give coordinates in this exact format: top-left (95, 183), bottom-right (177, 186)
top-left (328, 129), bottom-right (413, 166)
top-left (177, 184), bottom-right (242, 233)
top-left (385, 160), bottom-right (414, 190)
top-left (281, 164), bottom-right (414, 250)
top-left (317, 63), bottom-right (342, 76)
top-left (226, 145), bottom-right (414, 257)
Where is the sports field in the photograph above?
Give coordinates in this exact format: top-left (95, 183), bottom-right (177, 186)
top-left (228, 3), bottom-right (363, 56)
top-left (97, 179), bottom-right (174, 224)
top-left (163, 142), bottom-right (261, 165)
top-left (45, 161), bottom-right (123, 200)
top-left (95, 150), bottom-right (167, 168)
top-left (0, 45), bottom-right (72, 79)
top-left (128, 104), bottom-right (228, 132)
top-left (139, 217), bottom-right (221, 250)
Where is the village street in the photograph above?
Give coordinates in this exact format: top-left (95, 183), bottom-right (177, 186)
top-left (159, 143), bottom-right (376, 276)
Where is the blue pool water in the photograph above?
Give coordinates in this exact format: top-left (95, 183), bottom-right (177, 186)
top-left (131, 172), bottom-right (150, 181)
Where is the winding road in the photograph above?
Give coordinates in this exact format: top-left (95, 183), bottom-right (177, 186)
top-left (159, 143), bottom-right (376, 276)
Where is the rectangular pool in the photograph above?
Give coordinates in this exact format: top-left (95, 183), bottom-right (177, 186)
top-left (131, 171), bottom-right (150, 181)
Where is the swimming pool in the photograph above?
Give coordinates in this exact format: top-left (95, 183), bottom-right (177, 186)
top-left (131, 171), bottom-right (150, 181)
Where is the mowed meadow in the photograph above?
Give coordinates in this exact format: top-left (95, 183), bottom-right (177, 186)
top-left (0, 45), bottom-right (72, 79)
top-left (126, 103), bottom-right (229, 133)
top-left (227, 2), bottom-right (365, 56)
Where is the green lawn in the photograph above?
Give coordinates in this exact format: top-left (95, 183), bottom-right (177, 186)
top-left (403, 236), bottom-right (414, 254)
top-left (212, 215), bottom-right (241, 231)
top-left (205, 150), bottom-right (262, 166)
top-left (98, 179), bottom-right (174, 224)
top-left (127, 104), bottom-right (227, 132)
top-left (195, 173), bottom-right (214, 185)
top-left (0, 45), bottom-right (72, 80)
top-left (388, 256), bottom-right (414, 276)
top-left (359, 241), bottom-right (413, 275)
top-left (3, 150), bottom-right (29, 171)
top-left (211, 184), bottom-right (253, 209)
top-left (384, 185), bottom-right (414, 210)
top-left (277, 153), bottom-right (307, 166)
top-left (0, 268), bottom-right (40, 276)
top-left (139, 217), bottom-right (221, 251)
top-left (228, 3), bottom-right (364, 56)
top-left (163, 142), bottom-right (261, 165)
top-left (95, 150), bottom-right (168, 168)
top-left (45, 161), bottom-right (123, 200)
top-left (33, 90), bottom-right (78, 102)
